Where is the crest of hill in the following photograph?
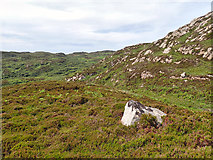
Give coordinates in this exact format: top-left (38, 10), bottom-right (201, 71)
top-left (2, 50), bottom-right (114, 86)
top-left (69, 12), bottom-right (212, 111)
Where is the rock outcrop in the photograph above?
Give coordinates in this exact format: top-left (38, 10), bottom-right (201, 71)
top-left (65, 12), bottom-right (212, 85)
top-left (121, 100), bottom-right (167, 126)
top-left (163, 47), bottom-right (171, 54)
top-left (141, 71), bottom-right (154, 79)
top-left (66, 73), bottom-right (85, 82)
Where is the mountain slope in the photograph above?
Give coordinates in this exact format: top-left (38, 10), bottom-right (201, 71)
top-left (2, 50), bottom-right (114, 86)
top-left (70, 12), bottom-right (212, 111)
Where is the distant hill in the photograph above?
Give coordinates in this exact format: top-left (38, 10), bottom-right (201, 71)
top-left (69, 12), bottom-right (212, 111)
top-left (2, 50), bottom-right (114, 86)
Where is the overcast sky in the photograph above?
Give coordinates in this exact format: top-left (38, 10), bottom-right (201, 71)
top-left (0, 0), bottom-right (211, 54)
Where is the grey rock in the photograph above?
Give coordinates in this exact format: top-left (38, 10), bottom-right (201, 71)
top-left (121, 100), bottom-right (167, 126)
top-left (159, 41), bottom-right (167, 48)
top-left (141, 71), bottom-right (154, 79)
top-left (180, 72), bottom-right (186, 78)
top-left (144, 50), bottom-right (152, 55)
top-left (163, 48), bottom-right (171, 54)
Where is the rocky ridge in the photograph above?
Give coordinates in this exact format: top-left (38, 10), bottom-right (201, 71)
top-left (66, 12), bottom-right (212, 111)
top-left (68, 12), bottom-right (212, 84)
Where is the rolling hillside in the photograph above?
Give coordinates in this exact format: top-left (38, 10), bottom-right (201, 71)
top-left (2, 50), bottom-right (114, 86)
top-left (70, 11), bottom-right (212, 111)
top-left (2, 12), bottom-right (212, 158)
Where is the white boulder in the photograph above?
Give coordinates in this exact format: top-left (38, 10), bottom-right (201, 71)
top-left (180, 72), bottom-right (186, 78)
top-left (121, 100), bottom-right (167, 126)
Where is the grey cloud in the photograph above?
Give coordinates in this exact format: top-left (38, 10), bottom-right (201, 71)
top-left (1, 0), bottom-right (210, 53)
top-left (96, 23), bottom-right (153, 33)
top-left (28, 1), bottom-right (71, 11)
top-left (58, 42), bottom-right (95, 47)
top-left (27, 0), bottom-right (96, 11)
top-left (1, 33), bottom-right (30, 39)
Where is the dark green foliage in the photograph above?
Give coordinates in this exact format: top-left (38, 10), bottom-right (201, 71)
top-left (2, 81), bottom-right (212, 158)
top-left (2, 51), bottom-right (114, 86)
top-left (139, 114), bottom-right (159, 128)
